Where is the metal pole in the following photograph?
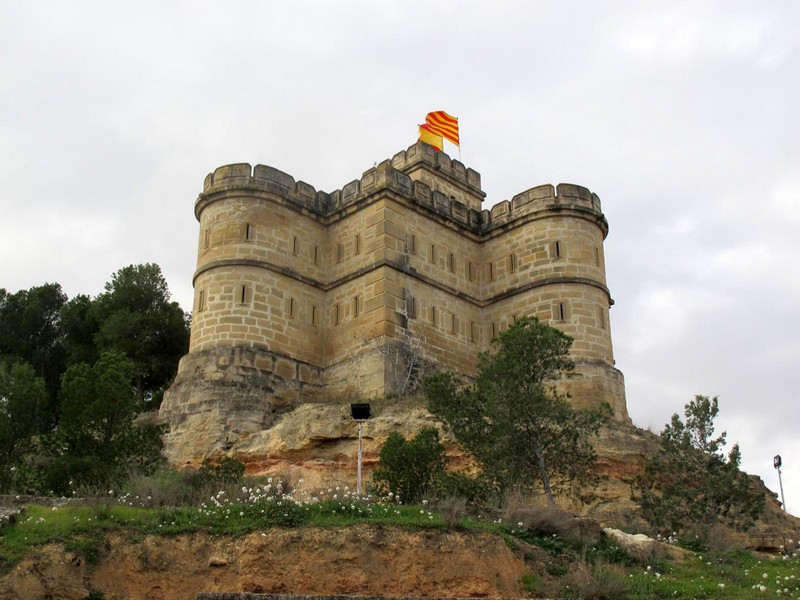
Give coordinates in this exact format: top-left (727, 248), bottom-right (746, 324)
top-left (777, 466), bottom-right (787, 512)
top-left (357, 421), bottom-right (363, 496)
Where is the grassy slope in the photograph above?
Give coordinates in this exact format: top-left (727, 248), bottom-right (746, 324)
top-left (2, 499), bottom-right (800, 599)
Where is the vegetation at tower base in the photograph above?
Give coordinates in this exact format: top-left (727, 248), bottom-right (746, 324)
top-left (93, 263), bottom-right (190, 408)
top-left (0, 283), bottom-right (68, 420)
top-left (0, 264), bottom-right (186, 494)
top-left (0, 363), bottom-right (48, 491)
top-left (40, 352), bottom-right (164, 494)
top-left (632, 395), bottom-right (765, 538)
top-left (426, 315), bottom-right (610, 509)
top-left (371, 427), bottom-right (447, 503)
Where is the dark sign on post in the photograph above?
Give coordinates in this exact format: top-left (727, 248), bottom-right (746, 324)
top-left (351, 403), bottom-right (371, 420)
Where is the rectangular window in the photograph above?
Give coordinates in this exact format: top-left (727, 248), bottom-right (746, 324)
top-left (450, 313), bottom-right (458, 334)
top-left (468, 261), bottom-right (475, 281)
top-left (429, 243), bottom-right (436, 264)
top-left (491, 322), bottom-right (496, 339)
top-left (554, 302), bottom-right (569, 322)
top-left (430, 305), bottom-right (437, 326)
top-left (337, 243), bottom-right (344, 263)
top-left (595, 246), bottom-right (600, 266)
top-left (288, 297), bottom-right (295, 318)
top-left (198, 290), bottom-right (205, 312)
top-left (551, 240), bottom-right (563, 259)
top-left (448, 252), bottom-right (456, 272)
top-left (334, 304), bottom-right (341, 325)
top-left (203, 228), bottom-right (210, 249)
top-left (355, 234), bottom-right (361, 255)
top-left (238, 285), bottom-right (248, 305)
top-left (470, 321), bottom-right (477, 342)
top-left (509, 253), bottom-right (517, 272)
top-left (352, 295), bottom-right (360, 317)
top-left (312, 305), bottom-right (318, 325)
top-left (599, 306), bottom-right (606, 329)
top-left (292, 236), bottom-right (299, 255)
top-left (407, 234), bottom-right (416, 254)
top-left (314, 245), bottom-right (319, 264)
top-left (407, 295), bottom-right (417, 319)
top-left (245, 223), bottom-right (252, 241)
top-left (488, 262), bottom-right (494, 281)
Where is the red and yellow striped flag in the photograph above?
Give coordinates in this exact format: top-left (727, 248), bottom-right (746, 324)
top-left (418, 123), bottom-right (443, 151)
top-left (424, 111), bottom-right (459, 146)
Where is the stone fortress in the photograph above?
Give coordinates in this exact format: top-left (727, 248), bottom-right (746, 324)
top-left (160, 141), bottom-right (627, 464)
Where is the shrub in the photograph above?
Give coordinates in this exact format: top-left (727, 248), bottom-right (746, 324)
top-left (122, 467), bottom-right (200, 507)
top-left (437, 472), bottom-right (493, 505)
top-left (504, 503), bottom-right (572, 537)
top-left (371, 428), bottom-right (446, 503)
top-left (438, 496), bottom-right (467, 527)
top-left (197, 457), bottom-right (245, 487)
top-left (558, 560), bottom-right (630, 599)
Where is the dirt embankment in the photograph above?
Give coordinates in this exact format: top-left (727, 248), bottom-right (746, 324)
top-left (0, 526), bottom-right (525, 600)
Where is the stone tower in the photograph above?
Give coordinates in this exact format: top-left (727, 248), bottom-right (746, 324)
top-left (160, 142), bottom-right (627, 464)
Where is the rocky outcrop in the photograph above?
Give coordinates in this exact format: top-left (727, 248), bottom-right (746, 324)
top-left (162, 399), bottom-right (800, 551)
top-left (0, 527), bottom-right (526, 600)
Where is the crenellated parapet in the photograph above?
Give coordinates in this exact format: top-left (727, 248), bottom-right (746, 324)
top-left (481, 183), bottom-right (607, 237)
top-left (199, 163), bottom-right (332, 218)
top-left (390, 142), bottom-right (483, 197)
top-left (198, 143), bottom-right (607, 239)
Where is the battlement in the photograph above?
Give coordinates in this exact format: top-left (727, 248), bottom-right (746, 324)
top-left (482, 183), bottom-right (606, 237)
top-left (199, 145), bottom-right (606, 237)
top-left (391, 141), bottom-right (484, 197)
top-left (201, 163), bottom-right (332, 217)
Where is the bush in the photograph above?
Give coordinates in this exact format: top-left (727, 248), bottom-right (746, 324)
top-left (438, 496), bottom-right (467, 527)
top-left (437, 472), bottom-right (493, 505)
top-left (559, 561), bottom-right (630, 599)
top-left (196, 457), bottom-right (245, 487)
top-left (122, 468), bottom-right (200, 507)
top-left (372, 428), bottom-right (446, 503)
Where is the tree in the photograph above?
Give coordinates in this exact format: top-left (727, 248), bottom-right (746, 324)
top-left (44, 351), bottom-right (163, 492)
top-left (0, 362), bottom-right (48, 491)
top-left (0, 283), bottom-right (68, 416)
top-left (426, 316), bottom-right (609, 508)
top-left (372, 428), bottom-right (447, 503)
top-left (93, 264), bottom-right (189, 407)
top-left (633, 395), bottom-right (764, 533)
top-left (359, 328), bottom-right (433, 396)
top-left (61, 294), bottom-right (99, 367)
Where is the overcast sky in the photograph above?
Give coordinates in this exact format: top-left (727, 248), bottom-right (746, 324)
top-left (2, 1), bottom-right (798, 514)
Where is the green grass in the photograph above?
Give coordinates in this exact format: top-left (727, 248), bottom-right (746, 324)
top-left (2, 496), bottom-right (800, 599)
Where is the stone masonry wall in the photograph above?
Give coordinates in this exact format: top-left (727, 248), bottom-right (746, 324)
top-left (161, 142), bottom-right (628, 463)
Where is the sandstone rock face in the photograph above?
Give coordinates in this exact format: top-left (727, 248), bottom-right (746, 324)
top-left (0, 527), bottom-right (525, 600)
top-left (227, 401), bottom-right (473, 491)
top-left (160, 347), bottom-right (325, 464)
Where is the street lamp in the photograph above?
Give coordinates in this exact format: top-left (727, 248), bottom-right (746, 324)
top-left (351, 403), bottom-right (371, 496)
top-left (774, 454), bottom-right (786, 512)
